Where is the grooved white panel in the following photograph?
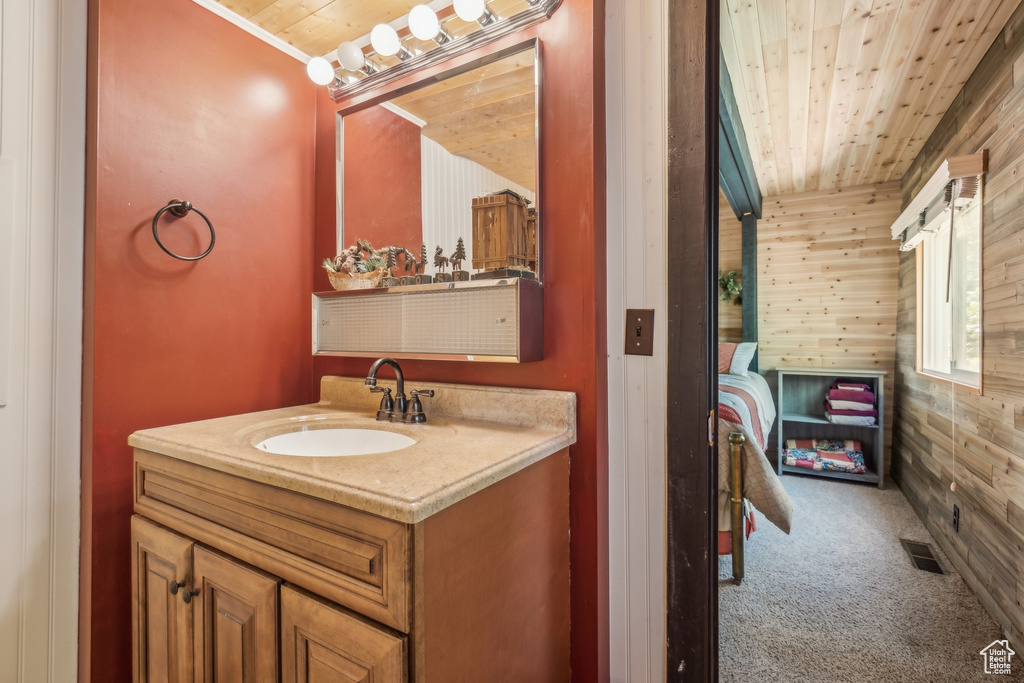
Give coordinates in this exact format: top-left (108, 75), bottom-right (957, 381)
top-left (606, 0), bottom-right (667, 679)
top-left (0, 158), bottom-right (13, 407)
top-left (420, 135), bottom-right (535, 266)
top-left (0, 0), bottom-right (85, 679)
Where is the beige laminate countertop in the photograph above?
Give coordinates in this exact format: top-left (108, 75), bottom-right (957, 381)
top-left (128, 376), bottom-right (577, 524)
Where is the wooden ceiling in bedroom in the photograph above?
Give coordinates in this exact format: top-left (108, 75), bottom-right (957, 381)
top-left (721, 0), bottom-right (1023, 198)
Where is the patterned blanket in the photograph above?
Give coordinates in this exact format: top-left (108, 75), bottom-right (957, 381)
top-left (783, 438), bottom-right (866, 474)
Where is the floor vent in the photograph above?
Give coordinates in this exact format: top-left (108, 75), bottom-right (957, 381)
top-left (900, 539), bottom-right (945, 574)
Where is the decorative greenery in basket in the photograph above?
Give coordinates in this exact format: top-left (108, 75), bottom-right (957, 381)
top-left (322, 240), bottom-right (414, 291)
top-left (718, 268), bottom-right (742, 305)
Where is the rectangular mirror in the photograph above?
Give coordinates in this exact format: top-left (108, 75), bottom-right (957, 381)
top-left (336, 40), bottom-right (540, 282)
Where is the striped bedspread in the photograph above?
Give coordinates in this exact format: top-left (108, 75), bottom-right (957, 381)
top-left (718, 371), bottom-right (792, 535)
top-left (718, 372), bottom-right (776, 451)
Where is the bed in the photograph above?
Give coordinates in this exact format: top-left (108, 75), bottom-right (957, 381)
top-left (717, 369), bottom-right (793, 583)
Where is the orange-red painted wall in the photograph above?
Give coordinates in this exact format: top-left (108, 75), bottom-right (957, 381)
top-left (312, 0), bottom-right (608, 678)
top-left (82, 0), bottom-right (316, 679)
top-left (343, 105), bottom-right (423, 255)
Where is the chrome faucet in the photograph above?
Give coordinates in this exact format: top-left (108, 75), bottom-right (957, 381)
top-left (364, 357), bottom-right (434, 423)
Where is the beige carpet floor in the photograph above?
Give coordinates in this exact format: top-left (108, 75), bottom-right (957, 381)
top-left (719, 474), bottom-right (1022, 682)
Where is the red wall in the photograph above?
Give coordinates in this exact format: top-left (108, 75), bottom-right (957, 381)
top-left (343, 105), bottom-right (423, 257)
top-left (312, 0), bottom-right (608, 678)
top-left (82, 0), bottom-right (316, 680)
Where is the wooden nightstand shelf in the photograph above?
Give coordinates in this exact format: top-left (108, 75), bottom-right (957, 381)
top-left (776, 368), bottom-right (886, 488)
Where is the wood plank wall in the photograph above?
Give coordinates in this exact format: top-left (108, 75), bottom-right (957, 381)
top-left (894, 2), bottom-right (1024, 649)
top-left (719, 191), bottom-right (743, 342)
top-left (757, 183), bottom-right (901, 470)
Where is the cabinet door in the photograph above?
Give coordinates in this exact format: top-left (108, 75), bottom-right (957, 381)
top-left (280, 585), bottom-right (406, 683)
top-left (192, 546), bottom-right (280, 683)
top-left (132, 515), bottom-right (195, 683)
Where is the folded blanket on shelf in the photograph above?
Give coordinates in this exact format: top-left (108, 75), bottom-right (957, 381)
top-left (828, 388), bottom-right (876, 404)
top-left (827, 413), bottom-right (876, 426)
top-left (835, 382), bottom-right (871, 391)
top-left (783, 438), bottom-right (866, 474)
top-left (827, 397), bottom-right (876, 411)
top-left (823, 400), bottom-right (877, 417)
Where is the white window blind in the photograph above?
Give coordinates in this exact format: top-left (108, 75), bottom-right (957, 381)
top-left (919, 194), bottom-right (981, 386)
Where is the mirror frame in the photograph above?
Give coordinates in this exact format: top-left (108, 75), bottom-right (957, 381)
top-left (327, 1), bottom-right (560, 102)
top-left (335, 37), bottom-right (543, 281)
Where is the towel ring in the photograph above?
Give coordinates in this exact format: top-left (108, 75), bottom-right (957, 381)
top-left (152, 199), bottom-right (216, 261)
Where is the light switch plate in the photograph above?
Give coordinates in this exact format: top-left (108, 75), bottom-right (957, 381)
top-left (625, 309), bottom-right (654, 356)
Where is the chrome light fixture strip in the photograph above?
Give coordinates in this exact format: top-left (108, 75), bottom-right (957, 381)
top-left (327, 0), bottom-right (561, 102)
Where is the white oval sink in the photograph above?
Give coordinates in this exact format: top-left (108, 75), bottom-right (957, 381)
top-left (255, 428), bottom-right (416, 457)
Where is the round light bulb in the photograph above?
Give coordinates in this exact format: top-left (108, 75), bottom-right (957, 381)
top-left (305, 56), bottom-right (336, 85)
top-left (336, 41), bottom-right (365, 72)
top-left (408, 5), bottom-right (441, 41)
top-left (370, 23), bottom-right (402, 57)
top-left (454, 0), bottom-right (487, 21)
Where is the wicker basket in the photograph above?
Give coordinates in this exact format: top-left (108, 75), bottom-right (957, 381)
top-left (327, 267), bottom-right (386, 291)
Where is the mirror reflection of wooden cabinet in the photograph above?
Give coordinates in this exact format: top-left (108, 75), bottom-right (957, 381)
top-left (337, 40), bottom-right (541, 282)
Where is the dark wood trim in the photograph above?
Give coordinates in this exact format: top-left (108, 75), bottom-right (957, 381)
top-left (666, 0), bottom-right (719, 680)
top-left (718, 53), bottom-right (762, 219)
top-left (741, 213), bottom-right (758, 371)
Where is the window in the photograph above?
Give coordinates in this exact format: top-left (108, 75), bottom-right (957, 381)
top-left (918, 193), bottom-right (982, 387)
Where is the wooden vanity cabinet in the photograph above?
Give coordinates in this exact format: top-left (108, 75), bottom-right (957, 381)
top-left (132, 447), bottom-right (570, 683)
top-left (132, 516), bottom-right (283, 683)
top-left (132, 515), bottom-right (406, 683)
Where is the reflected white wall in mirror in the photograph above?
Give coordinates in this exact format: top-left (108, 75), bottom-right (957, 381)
top-left (336, 41), bottom-right (539, 280)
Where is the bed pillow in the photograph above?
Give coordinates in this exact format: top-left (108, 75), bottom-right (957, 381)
top-left (719, 341), bottom-right (757, 376)
top-left (718, 343), bottom-right (738, 373)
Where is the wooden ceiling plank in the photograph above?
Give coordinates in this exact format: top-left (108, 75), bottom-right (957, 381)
top-left (393, 63), bottom-right (533, 112)
top-left (725, 0), bottom-right (780, 196)
top-left (882, 0), bottom-right (1017, 182)
top-left (276, 2), bottom-right (413, 56)
top-left (762, 35), bottom-right (794, 193)
top-left (785, 0), bottom-right (813, 193)
top-left (832, 3), bottom-right (897, 189)
top-left (458, 138), bottom-right (537, 191)
top-left (846, 0), bottom-right (923, 186)
top-left (817, 0), bottom-right (872, 191)
top-left (400, 87), bottom-right (534, 123)
top-left (248, 0), bottom-right (340, 37)
top-left (720, 6), bottom-right (770, 194)
top-left (426, 115), bottom-right (535, 153)
top-left (419, 99), bottom-right (536, 144)
top-left (760, 0), bottom-right (794, 192)
top-left (804, 10), bottom-right (841, 193)
top-left (871, 0), bottom-right (980, 182)
top-left (218, 0), bottom-right (278, 20)
top-left (849, 0), bottom-right (966, 186)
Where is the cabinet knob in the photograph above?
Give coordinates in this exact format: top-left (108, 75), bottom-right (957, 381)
top-left (168, 579), bottom-right (200, 604)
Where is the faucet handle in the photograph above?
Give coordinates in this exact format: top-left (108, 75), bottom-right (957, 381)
top-left (406, 389), bottom-right (434, 424)
top-left (370, 386), bottom-right (394, 420)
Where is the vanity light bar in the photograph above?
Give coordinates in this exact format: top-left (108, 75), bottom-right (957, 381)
top-left (317, 0), bottom-right (562, 102)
